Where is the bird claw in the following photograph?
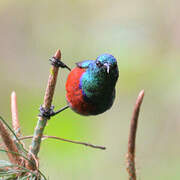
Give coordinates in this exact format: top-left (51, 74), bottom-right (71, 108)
top-left (38, 105), bottom-right (55, 119)
top-left (49, 57), bottom-right (71, 71)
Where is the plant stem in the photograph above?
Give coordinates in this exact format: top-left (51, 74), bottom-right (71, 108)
top-left (19, 135), bottom-right (106, 150)
top-left (27, 49), bottom-right (61, 170)
top-left (11, 91), bottom-right (21, 137)
top-left (126, 90), bottom-right (145, 180)
top-left (0, 118), bottom-right (21, 165)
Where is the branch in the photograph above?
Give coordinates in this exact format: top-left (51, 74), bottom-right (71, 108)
top-left (19, 135), bottom-right (106, 150)
top-left (126, 90), bottom-right (145, 180)
top-left (11, 91), bottom-right (21, 137)
top-left (0, 118), bottom-right (21, 165)
top-left (27, 49), bottom-right (62, 170)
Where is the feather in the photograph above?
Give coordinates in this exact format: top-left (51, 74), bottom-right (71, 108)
top-left (76, 60), bottom-right (94, 68)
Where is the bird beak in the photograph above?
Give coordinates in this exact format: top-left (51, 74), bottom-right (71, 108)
top-left (103, 63), bottom-right (110, 73)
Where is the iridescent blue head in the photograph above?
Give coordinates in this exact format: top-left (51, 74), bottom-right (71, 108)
top-left (77, 53), bottom-right (119, 85)
top-left (95, 53), bottom-right (117, 73)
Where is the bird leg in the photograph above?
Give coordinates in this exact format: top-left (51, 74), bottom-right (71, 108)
top-left (49, 57), bottom-right (71, 71)
top-left (50, 105), bottom-right (69, 116)
top-left (39, 105), bottom-right (69, 119)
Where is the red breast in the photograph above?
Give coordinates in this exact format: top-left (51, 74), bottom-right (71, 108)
top-left (65, 67), bottom-right (95, 115)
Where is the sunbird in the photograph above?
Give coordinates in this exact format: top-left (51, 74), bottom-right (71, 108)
top-left (39, 53), bottom-right (119, 118)
top-left (65, 53), bottom-right (119, 115)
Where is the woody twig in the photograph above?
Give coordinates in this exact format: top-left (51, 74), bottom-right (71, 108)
top-left (19, 135), bottom-right (106, 150)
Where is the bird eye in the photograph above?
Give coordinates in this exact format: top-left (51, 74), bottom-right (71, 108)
top-left (96, 61), bottom-right (103, 68)
top-left (112, 63), bottom-right (117, 69)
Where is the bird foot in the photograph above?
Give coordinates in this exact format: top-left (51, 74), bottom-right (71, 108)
top-left (38, 105), bottom-right (55, 119)
top-left (49, 57), bottom-right (71, 71)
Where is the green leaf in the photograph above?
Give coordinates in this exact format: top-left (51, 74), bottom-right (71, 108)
top-left (19, 175), bottom-right (32, 180)
top-left (0, 160), bottom-right (12, 168)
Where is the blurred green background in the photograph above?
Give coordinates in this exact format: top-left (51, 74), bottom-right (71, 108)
top-left (0, 0), bottom-right (180, 179)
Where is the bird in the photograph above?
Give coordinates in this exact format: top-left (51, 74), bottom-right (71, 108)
top-left (65, 53), bottom-right (119, 116)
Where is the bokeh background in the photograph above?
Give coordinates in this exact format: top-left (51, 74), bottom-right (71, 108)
top-left (0, 0), bottom-right (180, 179)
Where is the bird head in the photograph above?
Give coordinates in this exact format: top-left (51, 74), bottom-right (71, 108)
top-left (95, 53), bottom-right (118, 74)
